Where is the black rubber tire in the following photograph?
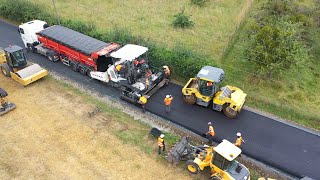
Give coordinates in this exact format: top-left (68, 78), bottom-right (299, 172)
top-left (1, 64), bottom-right (12, 77)
top-left (71, 62), bottom-right (79, 72)
top-left (211, 176), bottom-right (221, 180)
top-left (86, 67), bottom-right (93, 77)
top-left (183, 94), bottom-right (196, 104)
top-left (27, 44), bottom-right (34, 53)
top-left (223, 105), bottom-right (238, 119)
top-left (0, 88), bottom-right (8, 98)
top-left (79, 66), bottom-right (87, 75)
top-left (186, 160), bottom-right (200, 174)
top-left (47, 54), bottom-right (54, 62)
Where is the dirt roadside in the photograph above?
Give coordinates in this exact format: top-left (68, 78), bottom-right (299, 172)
top-left (0, 76), bottom-right (193, 179)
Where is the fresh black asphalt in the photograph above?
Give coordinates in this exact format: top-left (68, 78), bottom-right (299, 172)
top-left (1, 19), bottom-right (319, 179)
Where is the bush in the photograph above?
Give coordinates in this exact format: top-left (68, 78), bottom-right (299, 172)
top-left (245, 4), bottom-right (310, 77)
top-left (172, 9), bottom-right (195, 29)
top-left (190, 0), bottom-right (208, 7)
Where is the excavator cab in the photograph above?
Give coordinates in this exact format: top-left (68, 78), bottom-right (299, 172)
top-left (4, 45), bottom-right (27, 69)
top-left (182, 66), bottom-right (246, 118)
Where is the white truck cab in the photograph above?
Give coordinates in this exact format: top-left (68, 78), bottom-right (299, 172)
top-left (18, 20), bottom-right (48, 51)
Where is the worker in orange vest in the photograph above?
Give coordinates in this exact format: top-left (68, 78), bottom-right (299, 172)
top-left (207, 122), bottom-right (215, 137)
top-left (158, 134), bottom-right (165, 154)
top-left (206, 122), bottom-right (215, 145)
top-left (164, 95), bottom-right (173, 113)
top-left (234, 132), bottom-right (245, 147)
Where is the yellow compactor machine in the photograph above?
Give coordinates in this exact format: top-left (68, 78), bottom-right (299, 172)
top-left (0, 45), bottom-right (48, 86)
top-left (182, 66), bottom-right (246, 118)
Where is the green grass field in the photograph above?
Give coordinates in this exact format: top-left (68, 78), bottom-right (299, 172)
top-left (32, 0), bottom-right (252, 60)
top-left (25, 0), bottom-right (319, 130)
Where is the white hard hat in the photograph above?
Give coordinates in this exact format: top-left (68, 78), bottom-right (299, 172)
top-left (237, 132), bottom-right (241, 137)
top-left (160, 134), bottom-right (165, 138)
top-left (208, 122), bottom-right (212, 125)
top-left (166, 95), bottom-right (170, 98)
top-left (163, 65), bottom-right (168, 69)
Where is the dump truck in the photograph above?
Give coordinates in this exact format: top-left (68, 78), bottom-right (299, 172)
top-left (182, 66), bottom-right (246, 118)
top-left (166, 137), bottom-right (250, 180)
top-left (19, 20), bottom-right (168, 104)
top-left (0, 87), bottom-right (16, 116)
top-left (0, 45), bottom-right (48, 86)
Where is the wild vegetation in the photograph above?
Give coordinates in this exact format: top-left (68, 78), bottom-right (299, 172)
top-left (0, 0), bottom-right (319, 129)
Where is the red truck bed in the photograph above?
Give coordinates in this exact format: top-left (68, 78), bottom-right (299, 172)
top-left (36, 25), bottom-right (119, 71)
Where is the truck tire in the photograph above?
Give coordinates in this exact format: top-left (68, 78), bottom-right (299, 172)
top-left (87, 67), bottom-right (93, 77)
top-left (223, 105), bottom-right (238, 119)
top-left (186, 160), bottom-right (200, 174)
top-left (79, 66), bottom-right (87, 75)
top-left (27, 44), bottom-right (35, 53)
top-left (1, 64), bottom-right (12, 77)
top-left (47, 54), bottom-right (54, 62)
top-left (183, 94), bottom-right (196, 104)
top-left (71, 62), bottom-right (79, 72)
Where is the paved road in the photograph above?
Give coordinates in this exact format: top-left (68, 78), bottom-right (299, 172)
top-left (1, 19), bottom-right (319, 179)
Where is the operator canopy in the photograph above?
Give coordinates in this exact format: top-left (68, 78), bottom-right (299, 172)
top-left (110, 44), bottom-right (148, 61)
top-left (4, 45), bottom-right (23, 53)
top-left (196, 66), bottom-right (225, 83)
top-left (214, 139), bottom-right (241, 161)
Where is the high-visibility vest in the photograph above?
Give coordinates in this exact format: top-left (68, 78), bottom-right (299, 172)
top-left (115, 65), bottom-right (122, 71)
top-left (139, 96), bottom-right (147, 104)
top-left (164, 67), bottom-right (170, 76)
top-left (158, 137), bottom-right (164, 147)
top-left (208, 125), bottom-right (215, 136)
top-left (164, 97), bottom-right (173, 106)
top-left (235, 137), bottom-right (243, 147)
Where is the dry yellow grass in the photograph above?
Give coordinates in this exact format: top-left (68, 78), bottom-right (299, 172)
top-left (0, 76), bottom-right (192, 179)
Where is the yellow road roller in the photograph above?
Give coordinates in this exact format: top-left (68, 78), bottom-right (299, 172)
top-left (182, 66), bottom-right (246, 118)
top-left (0, 45), bottom-right (48, 86)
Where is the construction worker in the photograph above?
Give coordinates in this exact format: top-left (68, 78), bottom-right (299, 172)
top-left (158, 134), bottom-right (165, 154)
top-left (138, 95), bottom-right (147, 113)
top-left (115, 64), bottom-right (122, 72)
top-left (206, 122), bottom-right (215, 145)
top-left (207, 122), bottom-right (215, 137)
top-left (234, 132), bottom-right (245, 147)
top-left (163, 65), bottom-right (171, 80)
top-left (164, 95), bottom-right (173, 113)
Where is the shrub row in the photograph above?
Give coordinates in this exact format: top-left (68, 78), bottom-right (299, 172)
top-left (0, 0), bottom-right (214, 80)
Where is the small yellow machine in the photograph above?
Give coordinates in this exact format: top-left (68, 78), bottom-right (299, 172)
top-left (0, 45), bottom-right (48, 86)
top-left (186, 140), bottom-right (250, 180)
top-left (0, 87), bottom-right (16, 116)
top-left (182, 66), bottom-right (246, 118)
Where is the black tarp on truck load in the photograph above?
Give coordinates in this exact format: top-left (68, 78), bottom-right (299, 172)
top-left (37, 25), bottom-right (109, 56)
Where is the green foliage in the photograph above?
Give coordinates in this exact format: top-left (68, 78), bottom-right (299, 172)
top-left (190, 0), bottom-right (208, 7)
top-left (245, 0), bottom-right (311, 77)
top-left (172, 9), bottom-right (195, 29)
top-left (0, 0), bottom-right (55, 25)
